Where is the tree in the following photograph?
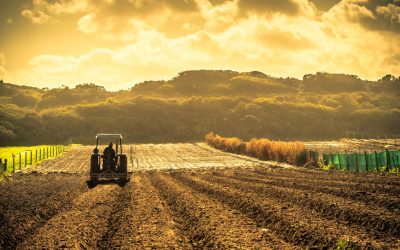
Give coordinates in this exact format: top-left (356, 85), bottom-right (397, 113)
top-left (379, 74), bottom-right (396, 82)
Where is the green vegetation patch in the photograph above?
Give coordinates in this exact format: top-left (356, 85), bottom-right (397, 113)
top-left (0, 145), bottom-right (67, 180)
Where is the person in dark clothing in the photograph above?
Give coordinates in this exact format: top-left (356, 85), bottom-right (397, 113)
top-left (102, 142), bottom-right (116, 171)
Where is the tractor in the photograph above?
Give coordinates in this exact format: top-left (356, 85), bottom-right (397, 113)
top-left (89, 134), bottom-right (129, 183)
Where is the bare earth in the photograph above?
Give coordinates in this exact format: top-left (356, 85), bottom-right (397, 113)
top-left (0, 143), bottom-right (399, 249)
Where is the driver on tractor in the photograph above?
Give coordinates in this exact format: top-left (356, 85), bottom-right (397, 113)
top-left (102, 142), bottom-right (117, 172)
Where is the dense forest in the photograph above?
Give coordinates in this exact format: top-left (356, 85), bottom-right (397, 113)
top-left (0, 70), bottom-right (399, 146)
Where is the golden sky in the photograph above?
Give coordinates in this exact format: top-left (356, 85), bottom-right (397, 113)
top-left (0, 0), bottom-right (399, 90)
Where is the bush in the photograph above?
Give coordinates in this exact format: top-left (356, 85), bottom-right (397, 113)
top-left (205, 132), bottom-right (245, 154)
top-left (206, 132), bottom-right (309, 165)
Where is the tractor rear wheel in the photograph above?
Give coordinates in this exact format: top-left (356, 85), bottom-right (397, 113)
top-left (118, 155), bottom-right (127, 174)
top-left (90, 154), bottom-right (99, 182)
top-left (118, 154), bottom-right (128, 182)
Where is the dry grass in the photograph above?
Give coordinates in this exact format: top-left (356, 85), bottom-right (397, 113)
top-left (206, 132), bottom-right (309, 165)
top-left (205, 133), bottom-right (245, 154)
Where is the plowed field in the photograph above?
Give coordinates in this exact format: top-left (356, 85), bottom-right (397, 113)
top-left (0, 143), bottom-right (399, 249)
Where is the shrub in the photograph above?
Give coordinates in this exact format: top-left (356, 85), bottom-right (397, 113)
top-left (206, 132), bottom-right (309, 165)
top-left (205, 132), bottom-right (245, 154)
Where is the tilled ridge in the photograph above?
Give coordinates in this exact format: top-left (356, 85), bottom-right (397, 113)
top-left (0, 174), bottom-right (88, 249)
top-left (133, 143), bottom-right (261, 170)
top-left (170, 172), bottom-right (346, 249)
top-left (95, 182), bottom-right (135, 249)
top-left (197, 172), bottom-right (399, 246)
top-left (32, 146), bottom-right (93, 174)
top-left (148, 172), bottom-right (296, 249)
top-left (118, 174), bottom-right (190, 249)
top-left (229, 171), bottom-right (400, 212)
top-left (252, 168), bottom-right (400, 197)
top-left (253, 168), bottom-right (400, 188)
top-left (18, 184), bottom-right (121, 249)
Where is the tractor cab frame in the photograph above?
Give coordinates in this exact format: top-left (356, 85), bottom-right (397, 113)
top-left (90, 133), bottom-right (129, 183)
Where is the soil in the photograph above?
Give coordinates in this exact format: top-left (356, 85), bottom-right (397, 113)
top-left (0, 143), bottom-right (399, 249)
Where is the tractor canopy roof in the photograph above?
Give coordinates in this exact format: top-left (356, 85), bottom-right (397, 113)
top-left (96, 134), bottom-right (123, 140)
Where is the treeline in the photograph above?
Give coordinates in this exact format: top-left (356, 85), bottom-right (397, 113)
top-left (0, 71), bottom-right (399, 146)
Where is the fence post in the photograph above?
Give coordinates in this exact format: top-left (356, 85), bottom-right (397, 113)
top-left (35, 149), bottom-right (37, 162)
top-left (4, 159), bottom-right (7, 173)
top-left (30, 151), bottom-right (32, 165)
top-left (24, 152), bottom-right (27, 168)
top-left (47, 147), bottom-right (49, 158)
top-left (355, 153), bottom-right (359, 173)
top-left (0, 158), bottom-right (2, 175)
top-left (18, 153), bottom-right (21, 170)
top-left (12, 154), bottom-right (15, 173)
top-left (385, 149), bottom-right (391, 171)
top-left (364, 151), bottom-right (369, 172)
top-left (374, 151), bottom-right (379, 171)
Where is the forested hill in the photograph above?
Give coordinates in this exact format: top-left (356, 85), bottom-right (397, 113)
top-left (0, 70), bottom-right (399, 146)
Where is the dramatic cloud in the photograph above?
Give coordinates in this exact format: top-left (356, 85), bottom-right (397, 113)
top-left (1, 0), bottom-right (398, 89)
top-left (327, 0), bottom-right (400, 32)
top-left (21, 0), bottom-right (87, 24)
top-left (238, 0), bottom-right (300, 15)
top-left (376, 3), bottom-right (400, 25)
top-left (76, 0), bottom-right (204, 41)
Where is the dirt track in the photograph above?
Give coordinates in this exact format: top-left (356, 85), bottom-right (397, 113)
top-left (0, 143), bottom-right (399, 249)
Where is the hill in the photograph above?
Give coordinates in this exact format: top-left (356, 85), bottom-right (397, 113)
top-left (0, 71), bottom-right (399, 145)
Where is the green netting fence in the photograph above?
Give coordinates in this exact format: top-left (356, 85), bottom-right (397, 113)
top-left (323, 150), bottom-right (400, 172)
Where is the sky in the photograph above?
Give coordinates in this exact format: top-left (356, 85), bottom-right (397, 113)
top-left (0, 0), bottom-right (399, 90)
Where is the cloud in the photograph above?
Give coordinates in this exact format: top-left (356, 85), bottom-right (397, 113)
top-left (21, 0), bottom-right (88, 24)
top-left (10, 0), bottom-right (400, 89)
top-left (22, 0), bottom-right (202, 35)
top-left (376, 3), bottom-right (400, 23)
top-left (21, 9), bottom-right (52, 24)
top-left (75, 0), bottom-right (205, 41)
top-left (21, 0), bottom-right (317, 40)
top-left (0, 53), bottom-right (6, 79)
top-left (326, 0), bottom-right (376, 22)
top-left (197, 0), bottom-right (238, 32)
top-left (237, 0), bottom-right (300, 15)
top-left (326, 0), bottom-right (400, 32)
top-left (11, 9), bottom-right (400, 90)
